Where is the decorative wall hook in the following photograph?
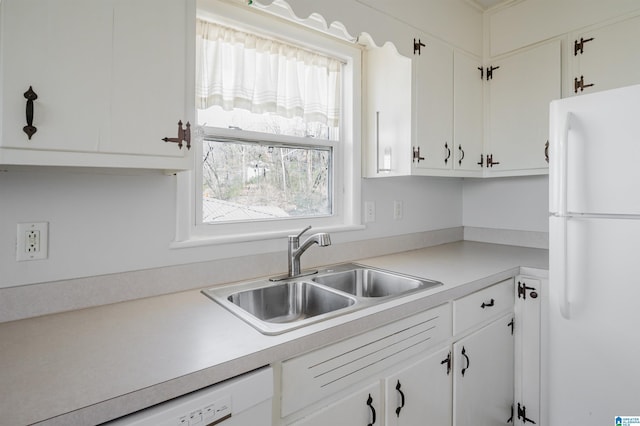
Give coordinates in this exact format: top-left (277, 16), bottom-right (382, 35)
top-left (162, 120), bottom-right (191, 150)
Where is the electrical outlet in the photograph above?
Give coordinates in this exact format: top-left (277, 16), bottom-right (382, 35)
top-left (364, 201), bottom-right (376, 223)
top-left (393, 200), bottom-right (403, 220)
top-left (17, 222), bottom-right (48, 261)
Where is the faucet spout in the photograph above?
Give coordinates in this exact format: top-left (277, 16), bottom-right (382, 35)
top-left (287, 227), bottom-right (331, 278)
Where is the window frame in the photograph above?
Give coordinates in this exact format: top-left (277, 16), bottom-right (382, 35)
top-left (173, 0), bottom-right (363, 247)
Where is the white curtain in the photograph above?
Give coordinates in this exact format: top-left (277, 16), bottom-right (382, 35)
top-left (196, 19), bottom-right (341, 127)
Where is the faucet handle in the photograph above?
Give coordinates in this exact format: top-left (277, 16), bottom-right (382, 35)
top-left (292, 225), bottom-right (312, 240)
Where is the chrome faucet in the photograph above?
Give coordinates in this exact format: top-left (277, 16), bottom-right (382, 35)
top-left (287, 226), bottom-right (331, 278)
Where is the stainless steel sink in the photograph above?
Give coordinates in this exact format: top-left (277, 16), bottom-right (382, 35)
top-left (227, 281), bottom-right (355, 323)
top-left (312, 267), bottom-right (434, 297)
top-left (202, 263), bottom-right (442, 335)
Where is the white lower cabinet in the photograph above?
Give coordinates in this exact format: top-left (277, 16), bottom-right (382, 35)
top-left (279, 304), bottom-right (451, 426)
top-left (288, 381), bottom-right (382, 426)
top-left (453, 313), bottom-right (515, 426)
top-left (514, 275), bottom-right (544, 426)
top-left (452, 278), bottom-right (516, 426)
top-left (384, 346), bottom-right (452, 426)
top-left (278, 277), bottom-right (541, 426)
top-left (286, 345), bottom-right (452, 426)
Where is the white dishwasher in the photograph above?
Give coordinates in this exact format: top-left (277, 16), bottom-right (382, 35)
top-left (105, 367), bottom-right (273, 426)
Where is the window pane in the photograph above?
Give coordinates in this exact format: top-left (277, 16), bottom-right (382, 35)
top-left (202, 139), bottom-right (332, 223)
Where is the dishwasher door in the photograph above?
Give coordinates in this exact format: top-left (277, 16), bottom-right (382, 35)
top-left (105, 367), bottom-right (273, 426)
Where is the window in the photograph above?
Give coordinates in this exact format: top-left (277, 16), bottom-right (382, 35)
top-left (176, 0), bottom-right (362, 245)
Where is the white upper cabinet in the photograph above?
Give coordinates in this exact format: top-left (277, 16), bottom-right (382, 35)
top-left (362, 40), bottom-right (413, 178)
top-left (453, 51), bottom-right (483, 173)
top-left (486, 40), bottom-right (561, 174)
top-left (0, 0), bottom-right (194, 170)
top-left (411, 35), bottom-right (454, 173)
top-left (362, 33), bottom-right (483, 178)
top-left (0, 0), bottom-right (112, 153)
top-left (109, 0), bottom-right (191, 159)
top-left (412, 38), bottom-right (483, 176)
top-left (571, 13), bottom-right (640, 95)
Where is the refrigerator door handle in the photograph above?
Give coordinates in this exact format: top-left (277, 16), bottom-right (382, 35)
top-left (556, 112), bottom-right (573, 217)
top-left (558, 216), bottom-right (571, 319)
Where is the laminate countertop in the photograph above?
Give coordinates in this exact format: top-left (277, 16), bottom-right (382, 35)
top-left (0, 241), bottom-right (548, 426)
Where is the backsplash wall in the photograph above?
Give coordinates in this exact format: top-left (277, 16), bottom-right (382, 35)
top-left (0, 168), bottom-right (463, 289)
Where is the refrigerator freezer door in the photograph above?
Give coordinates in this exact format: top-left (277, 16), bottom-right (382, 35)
top-left (546, 216), bottom-right (640, 424)
top-left (549, 84), bottom-right (640, 215)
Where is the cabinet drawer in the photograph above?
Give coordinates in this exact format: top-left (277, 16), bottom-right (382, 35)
top-left (453, 279), bottom-right (514, 335)
top-left (281, 303), bottom-right (452, 418)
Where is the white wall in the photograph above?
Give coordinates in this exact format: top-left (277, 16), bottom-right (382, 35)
top-left (462, 175), bottom-right (549, 232)
top-left (0, 168), bottom-right (463, 288)
top-left (0, 0), bottom-right (481, 291)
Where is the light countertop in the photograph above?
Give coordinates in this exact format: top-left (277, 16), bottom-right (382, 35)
top-left (0, 241), bottom-right (548, 426)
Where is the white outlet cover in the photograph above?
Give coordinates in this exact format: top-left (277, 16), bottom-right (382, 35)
top-left (364, 201), bottom-right (375, 223)
top-left (17, 222), bottom-right (48, 261)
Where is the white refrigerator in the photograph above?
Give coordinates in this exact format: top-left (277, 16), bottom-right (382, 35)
top-left (547, 84), bottom-right (640, 425)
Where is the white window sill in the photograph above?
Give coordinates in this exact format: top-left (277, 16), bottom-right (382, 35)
top-left (169, 223), bottom-right (365, 249)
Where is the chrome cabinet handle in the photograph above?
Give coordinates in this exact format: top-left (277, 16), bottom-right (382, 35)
top-left (375, 111), bottom-right (391, 173)
top-left (23, 86), bottom-right (38, 140)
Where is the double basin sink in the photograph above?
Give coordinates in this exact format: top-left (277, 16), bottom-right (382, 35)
top-left (202, 263), bottom-right (442, 335)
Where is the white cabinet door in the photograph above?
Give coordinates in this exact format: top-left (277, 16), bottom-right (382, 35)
top-left (362, 40), bottom-right (412, 177)
top-left (487, 40), bottom-right (561, 173)
top-left (411, 39), bottom-right (482, 176)
top-left (288, 381), bottom-right (381, 426)
top-left (0, 0), bottom-right (193, 169)
top-left (514, 276), bottom-right (542, 426)
top-left (453, 313), bottom-right (515, 426)
top-left (453, 51), bottom-right (483, 173)
top-left (384, 347), bottom-right (452, 426)
top-left (412, 35), bottom-right (453, 172)
top-left (0, 0), bottom-right (112, 151)
top-left (109, 0), bottom-right (191, 159)
top-left (572, 13), bottom-right (640, 96)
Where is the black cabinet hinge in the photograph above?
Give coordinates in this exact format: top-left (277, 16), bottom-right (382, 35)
top-left (413, 38), bottom-right (426, 55)
top-left (507, 317), bottom-right (515, 335)
top-left (486, 65), bottom-right (500, 80)
top-left (574, 37), bottom-right (594, 55)
top-left (517, 281), bottom-right (538, 300)
top-left (162, 120), bottom-right (191, 150)
top-left (486, 154), bottom-right (500, 167)
top-left (517, 403), bottom-right (537, 424)
top-left (478, 66), bottom-right (484, 79)
top-left (574, 75), bottom-right (595, 93)
top-left (412, 146), bottom-right (425, 163)
top-left (441, 351), bottom-right (452, 375)
top-left (477, 153), bottom-right (484, 167)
